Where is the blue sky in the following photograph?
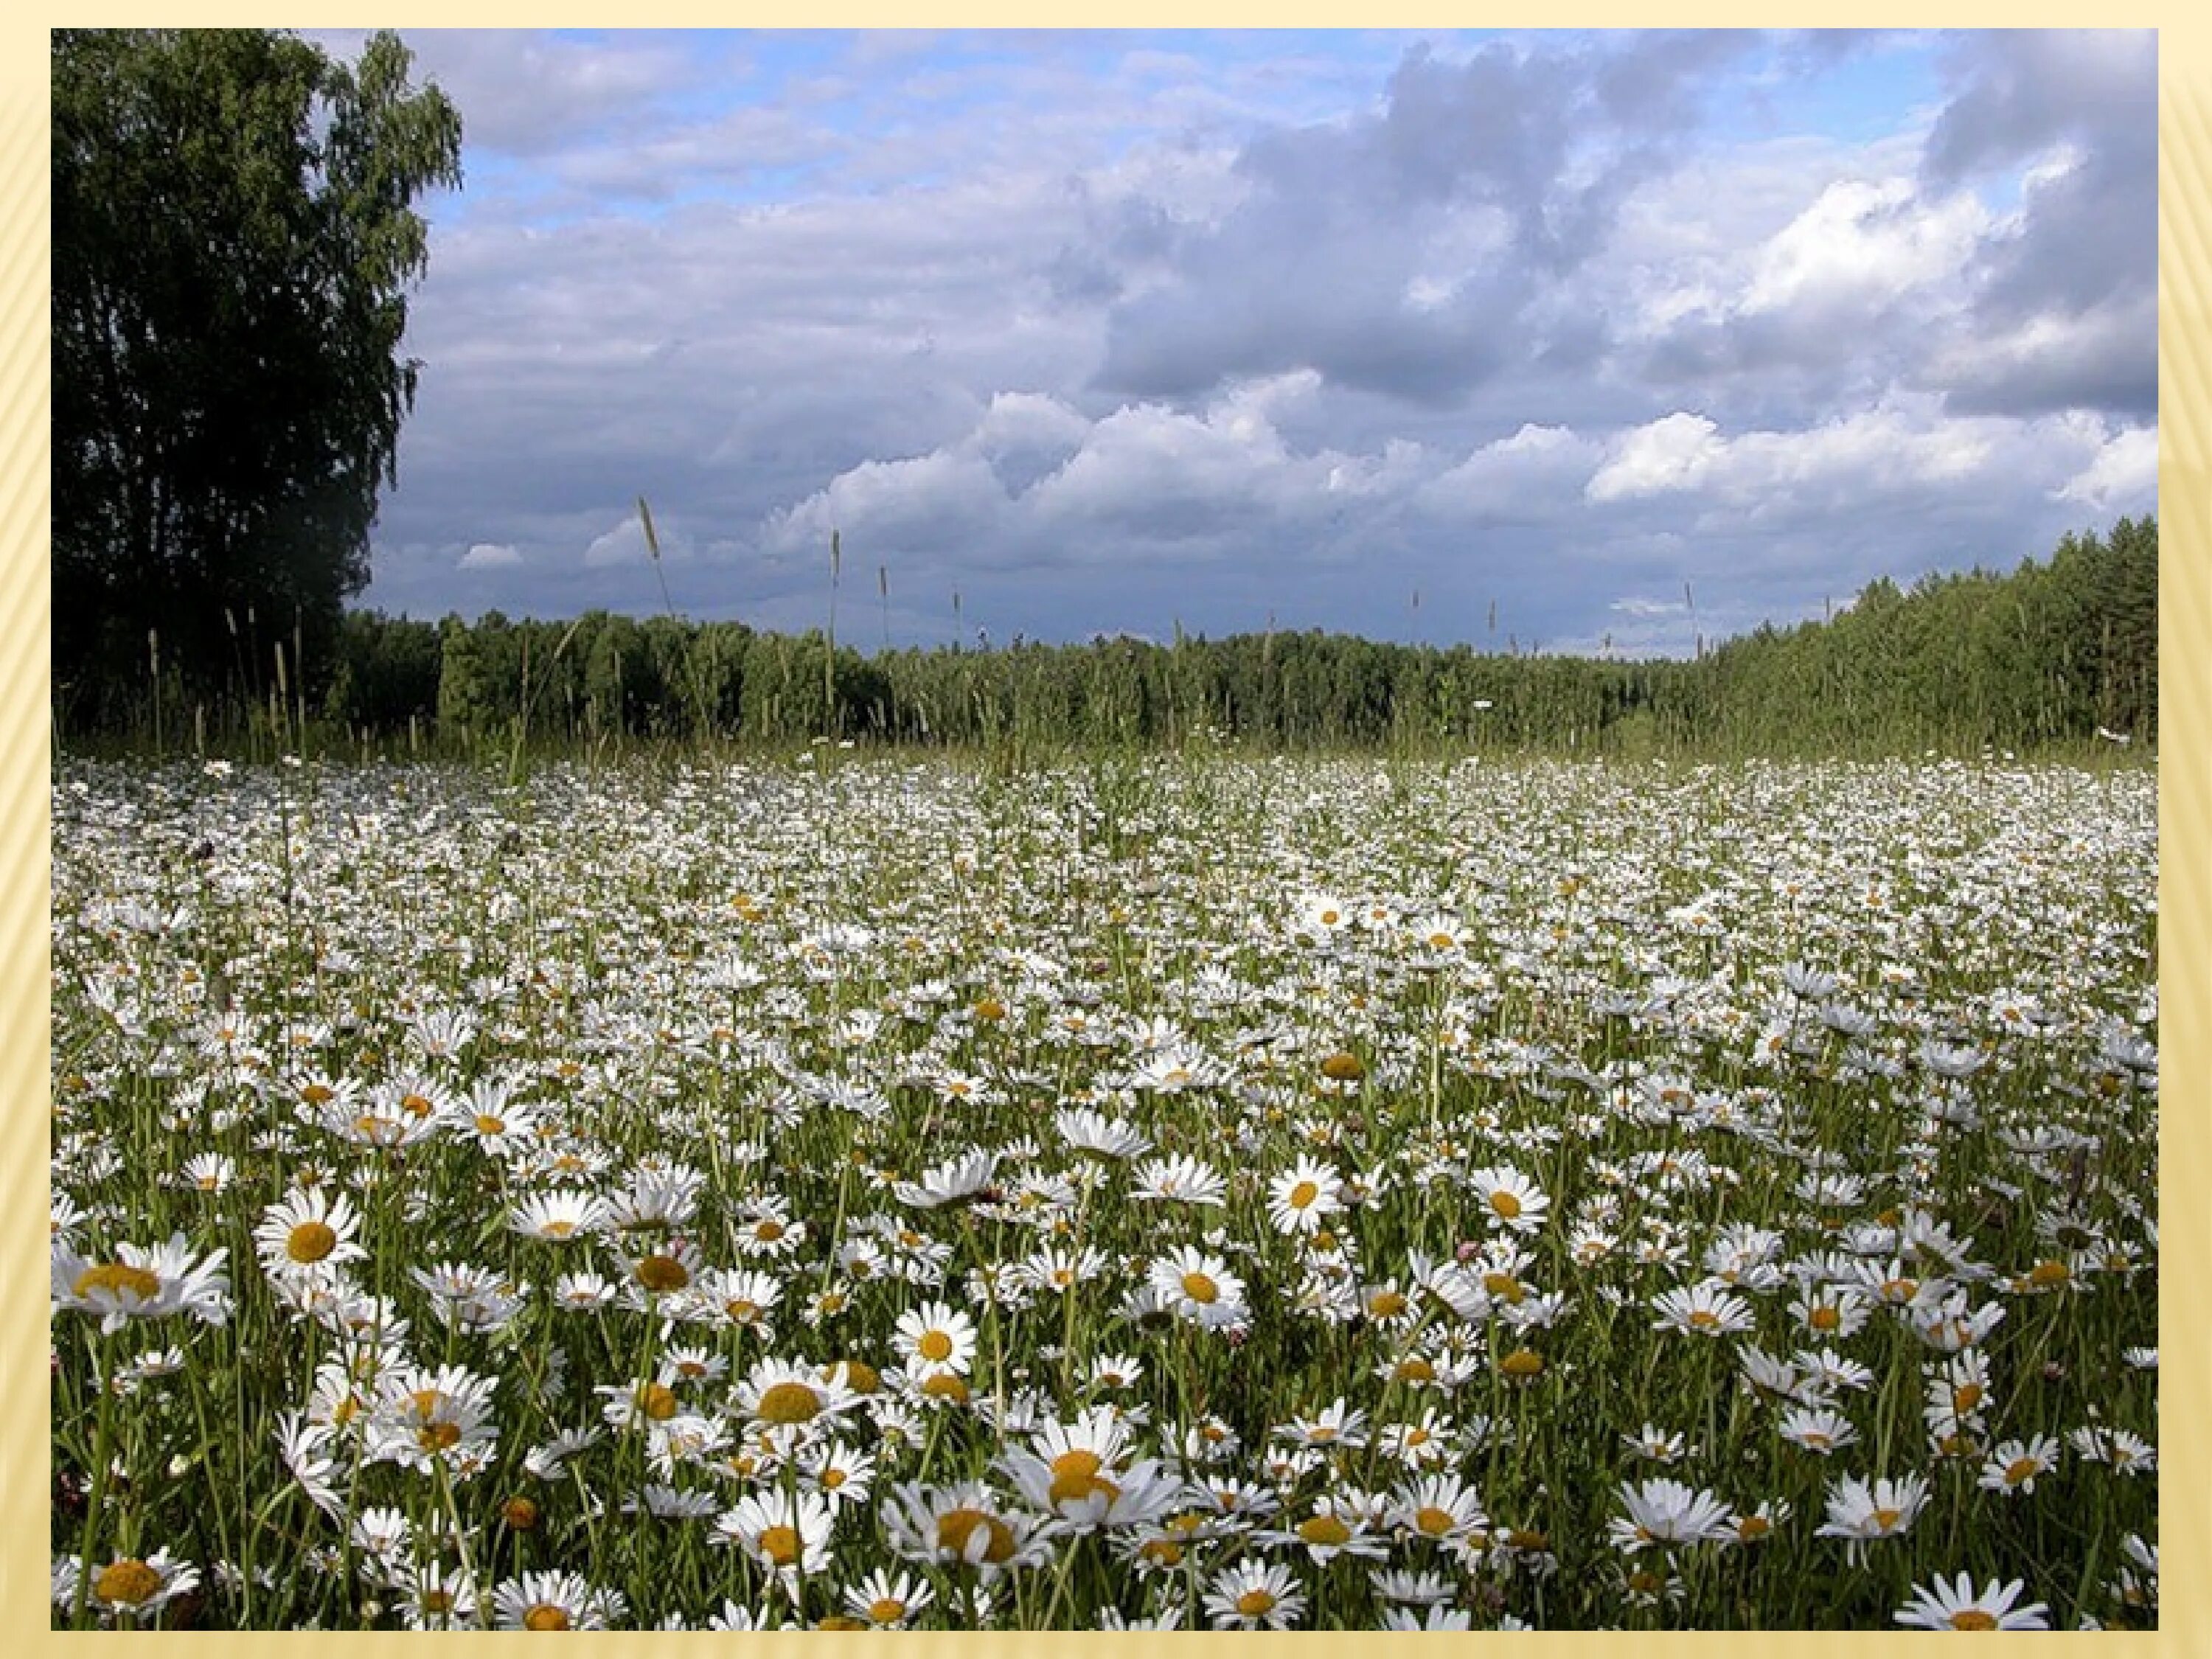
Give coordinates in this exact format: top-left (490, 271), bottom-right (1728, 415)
top-left (309, 29), bottom-right (2157, 656)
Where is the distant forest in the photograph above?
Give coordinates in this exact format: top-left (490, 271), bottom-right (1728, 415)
top-left (68, 516), bottom-right (2155, 758)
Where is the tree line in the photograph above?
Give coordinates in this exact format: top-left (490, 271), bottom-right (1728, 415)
top-left (77, 515), bottom-right (2152, 759)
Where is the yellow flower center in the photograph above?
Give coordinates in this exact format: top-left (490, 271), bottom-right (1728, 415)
top-left (1489, 1189), bottom-right (1523, 1220)
top-left (1048, 1448), bottom-right (1120, 1505)
top-left (868, 1599), bottom-right (908, 1624)
top-left (754, 1220), bottom-right (786, 1242)
top-left (835, 1360), bottom-right (881, 1394)
top-left (523, 1604), bottom-right (570, 1631)
top-left (94, 1559), bottom-right (163, 1606)
top-left (1180, 1272), bottom-right (1220, 1305)
top-left (2003, 1457), bottom-right (2039, 1486)
top-left (922, 1371), bottom-right (969, 1402)
top-left (917, 1330), bottom-right (955, 1363)
top-left (1140, 1538), bottom-right (1183, 1567)
top-left (401, 1093), bottom-right (434, 1118)
top-left (475, 1115), bottom-right (507, 1136)
top-left (634, 1253), bottom-right (689, 1293)
top-left (638, 1382), bottom-right (678, 1422)
top-left (1235, 1587), bottom-right (1278, 1618)
top-left (1953, 1383), bottom-right (1984, 1413)
top-left (1416, 1505), bottom-right (1455, 1537)
top-left (759, 1524), bottom-right (802, 1567)
top-left (1688, 1309), bottom-right (1721, 1330)
top-left (1394, 1357), bottom-right (1436, 1382)
top-left (936, 1506), bottom-right (1016, 1564)
top-left (74, 1262), bottom-right (161, 1301)
top-left (1506, 1528), bottom-right (1548, 1551)
top-left (725, 1299), bottom-right (759, 1324)
top-left (1298, 1514), bottom-right (1352, 1547)
top-left (757, 1381), bottom-right (823, 1424)
top-left (541, 1220), bottom-right (577, 1239)
top-left (2028, 1259), bottom-right (2070, 1288)
top-left (418, 1421), bottom-right (462, 1453)
top-left (1809, 1304), bottom-right (1841, 1332)
top-left (1320, 1051), bottom-right (1363, 1081)
top-left (1288, 1180), bottom-right (1319, 1209)
top-left (1500, 1349), bottom-right (1544, 1380)
top-left (300, 1083), bottom-right (334, 1105)
top-left (1368, 1291), bottom-right (1407, 1319)
top-left (287, 1221), bottom-right (338, 1264)
top-left (1949, 1610), bottom-right (1999, 1630)
top-left (1738, 1514), bottom-right (1770, 1540)
top-left (1872, 1507), bottom-right (1902, 1531)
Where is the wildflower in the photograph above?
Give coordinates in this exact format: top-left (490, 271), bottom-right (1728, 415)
top-left (1610, 1478), bottom-right (1736, 1551)
top-left (1203, 1559), bottom-right (1307, 1630)
top-left (1621, 1423), bottom-right (1689, 1464)
top-left (1392, 1472), bottom-right (1487, 1550)
top-left (1267, 1156), bottom-right (1343, 1235)
top-left (733, 1357), bottom-right (859, 1434)
top-left (1979, 1434), bottom-right (2061, 1495)
top-left (490, 1568), bottom-right (625, 1630)
top-left (714, 1489), bottom-right (837, 1593)
top-left (894, 1299), bottom-right (978, 1377)
top-left (1651, 1281), bottom-right (1755, 1338)
top-left (1131, 1154), bottom-right (1228, 1207)
top-left (508, 1189), bottom-right (611, 1243)
top-left (1778, 1406), bottom-right (1861, 1456)
top-left (1277, 1397), bottom-right (1368, 1452)
top-left (52, 1234), bottom-right (230, 1335)
top-left (174, 1152), bottom-right (236, 1193)
top-left (1722, 1500), bottom-right (1790, 1547)
top-left (1894, 1573), bottom-right (2051, 1630)
top-left (1147, 1245), bottom-right (1248, 1328)
top-left (69, 1548), bottom-right (202, 1620)
top-left (1263, 1495), bottom-right (1390, 1565)
top-left (1056, 1107), bottom-right (1149, 1161)
top-left (1383, 1605), bottom-right (1476, 1630)
top-left (391, 1559), bottom-right (482, 1630)
top-left (801, 1439), bottom-right (877, 1506)
top-left (844, 1567), bottom-right (934, 1629)
top-left (1817, 1472), bottom-right (1930, 1559)
top-left (881, 1479), bottom-right (1057, 1575)
top-left (893, 1150), bottom-right (998, 1209)
top-left (1468, 1164), bottom-right (1550, 1234)
top-left (367, 1363), bottom-right (500, 1476)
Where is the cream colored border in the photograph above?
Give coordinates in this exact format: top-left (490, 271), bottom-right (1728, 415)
top-left (9, 14), bottom-right (2197, 1655)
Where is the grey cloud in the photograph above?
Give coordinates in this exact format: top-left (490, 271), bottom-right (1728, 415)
top-left (1918, 32), bottom-right (2155, 419)
top-left (1089, 35), bottom-right (1759, 411)
top-left (1921, 30), bottom-right (2153, 185)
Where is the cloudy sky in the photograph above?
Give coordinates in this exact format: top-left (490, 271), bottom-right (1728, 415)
top-left (314, 28), bottom-right (2157, 656)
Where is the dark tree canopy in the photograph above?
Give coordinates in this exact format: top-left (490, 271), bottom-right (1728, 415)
top-left (53, 29), bottom-right (462, 723)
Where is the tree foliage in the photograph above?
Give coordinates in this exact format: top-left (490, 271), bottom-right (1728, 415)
top-left (281, 518), bottom-right (2157, 759)
top-left (53, 29), bottom-right (462, 724)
